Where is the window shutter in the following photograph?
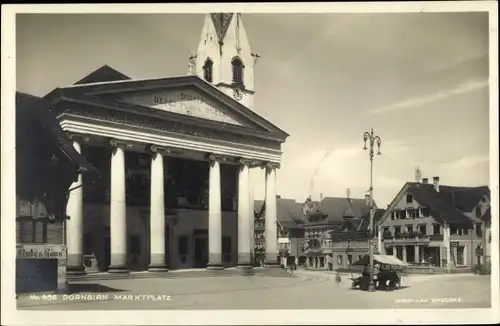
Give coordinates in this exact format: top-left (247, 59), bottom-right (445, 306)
top-left (20, 220), bottom-right (34, 243)
top-left (16, 220), bottom-right (21, 243)
top-left (47, 220), bottom-right (64, 244)
top-left (34, 220), bottom-right (47, 244)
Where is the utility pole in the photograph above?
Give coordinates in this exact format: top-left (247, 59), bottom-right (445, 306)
top-left (363, 128), bottom-right (382, 292)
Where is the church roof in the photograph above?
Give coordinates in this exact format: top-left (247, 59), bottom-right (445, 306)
top-left (210, 13), bottom-right (234, 43)
top-left (74, 65), bottom-right (130, 85)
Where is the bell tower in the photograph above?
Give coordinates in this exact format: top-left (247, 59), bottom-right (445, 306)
top-left (189, 13), bottom-right (259, 109)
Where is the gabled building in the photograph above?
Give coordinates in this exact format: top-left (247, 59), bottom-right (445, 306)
top-left (378, 176), bottom-right (490, 270)
top-left (16, 92), bottom-right (99, 247)
top-left (254, 196), bottom-right (307, 266)
top-left (300, 194), bottom-right (382, 269)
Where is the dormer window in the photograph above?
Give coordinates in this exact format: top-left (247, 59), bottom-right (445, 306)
top-left (406, 194), bottom-right (413, 204)
top-left (475, 206), bottom-right (482, 218)
top-left (231, 57), bottom-right (244, 86)
top-left (203, 58), bottom-right (213, 83)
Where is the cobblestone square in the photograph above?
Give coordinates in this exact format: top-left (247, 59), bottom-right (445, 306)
top-left (17, 271), bottom-right (491, 310)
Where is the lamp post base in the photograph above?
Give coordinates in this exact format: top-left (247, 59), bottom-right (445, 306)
top-left (368, 281), bottom-right (376, 292)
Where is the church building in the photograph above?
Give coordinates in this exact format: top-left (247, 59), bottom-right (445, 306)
top-left (40, 13), bottom-right (289, 274)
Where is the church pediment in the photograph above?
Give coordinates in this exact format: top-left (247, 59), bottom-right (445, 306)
top-left (109, 88), bottom-right (244, 127)
top-left (45, 75), bottom-right (289, 142)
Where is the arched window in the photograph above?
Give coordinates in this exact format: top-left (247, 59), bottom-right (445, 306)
top-left (231, 57), bottom-right (244, 86)
top-left (203, 58), bottom-right (213, 83)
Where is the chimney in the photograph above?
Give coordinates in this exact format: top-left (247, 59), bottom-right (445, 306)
top-left (422, 178), bottom-right (428, 184)
top-left (320, 193), bottom-right (323, 201)
top-left (365, 194), bottom-right (371, 206)
top-left (433, 177), bottom-right (439, 192)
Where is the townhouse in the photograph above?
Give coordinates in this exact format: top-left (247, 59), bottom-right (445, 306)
top-left (378, 176), bottom-right (491, 270)
top-left (254, 196), bottom-right (307, 267)
top-left (301, 194), bottom-right (384, 270)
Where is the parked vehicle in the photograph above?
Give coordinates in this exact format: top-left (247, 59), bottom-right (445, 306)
top-left (349, 254), bottom-right (408, 291)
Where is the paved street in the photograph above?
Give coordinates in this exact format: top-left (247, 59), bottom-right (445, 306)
top-left (17, 271), bottom-right (491, 310)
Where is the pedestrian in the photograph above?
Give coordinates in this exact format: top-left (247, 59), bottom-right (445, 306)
top-left (335, 271), bottom-right (342, 283)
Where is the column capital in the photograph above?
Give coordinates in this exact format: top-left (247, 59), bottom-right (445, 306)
top-left (110, 139), bottom-right (132, 149)
top-left (66, 132), bottom-right (90, 144)
top-left (261, 161), bottom-right (281, 170)
top-left (149, 144), bottom-right (171, 155)
top-left (208, 153), bottom-right (228, 163)
top-left (238, 158), bottom-right (261, 167)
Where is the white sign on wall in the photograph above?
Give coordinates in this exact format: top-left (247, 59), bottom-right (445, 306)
top-left (117, 89), bottom-right (243, 126)
top-left (16, 244), bottom-right (67, 292)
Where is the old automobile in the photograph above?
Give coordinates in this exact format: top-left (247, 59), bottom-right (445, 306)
top-left (349, 254), bottom-right (408, 291)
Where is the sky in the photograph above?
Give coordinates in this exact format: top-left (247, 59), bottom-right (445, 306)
top-left (16, 11), bottom-right (491, 208)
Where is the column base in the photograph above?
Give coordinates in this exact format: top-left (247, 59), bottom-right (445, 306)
top-left (66, 265), bottom-right (86, 276)
top-left (148, 263), bottom-right (168, 272)
top-left (206, 262), bottom-right (224, 270)
top-left (108, 265), bottom-right (129, 273)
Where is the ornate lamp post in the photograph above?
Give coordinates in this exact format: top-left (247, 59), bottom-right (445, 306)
top-left (363, 128), bottom-right (382, 292)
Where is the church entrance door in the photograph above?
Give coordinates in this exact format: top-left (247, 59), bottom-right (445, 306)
top-left (193, 235), bottom-right (209, 268)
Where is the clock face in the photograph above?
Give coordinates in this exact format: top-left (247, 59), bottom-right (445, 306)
top-left (233, 88), bottom-right (243, 101)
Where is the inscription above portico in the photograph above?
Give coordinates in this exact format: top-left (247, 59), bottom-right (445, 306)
top-left (115, 89), bottom-right (243, 126)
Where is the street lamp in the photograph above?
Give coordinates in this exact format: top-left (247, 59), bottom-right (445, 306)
top-left (363, 128), bottom-right (382, 292)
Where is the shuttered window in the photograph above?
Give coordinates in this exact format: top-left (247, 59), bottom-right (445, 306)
top-left (46, 221), bottom-right (64, 244)
top-left (16, 218), bottom-right (61, 244)
top-left (33, 220), bottom-right (46, 243)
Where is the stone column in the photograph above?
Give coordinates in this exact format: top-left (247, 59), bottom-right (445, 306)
top-left (108, 140), bottom-right (130, 273)
top-left (65, 137), bottom-right (87, 275)
top-left (237, 159), bottom-right (253, 269)
top-left (249, 167), bottom-right (255, 265)
top-left (148, 145), bottom-right (169, 272)
top-left (264, 162), bottom-right (280, 267)
top-left (392, 246), bottom-right (397, 257)
top-left (402, 245), bottom-right (407, 262)
top-left (414, 245), bottom-right (419, 264)
top-left (207, 154), bottom-right (224, 270)
top-left (443, 222), bottom-right (451, 272)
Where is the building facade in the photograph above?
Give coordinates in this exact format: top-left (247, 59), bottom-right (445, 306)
top-left (301, 195), bottom-right (378, 270)
top-left (15, 92), bottom-right (99, 293)
top-left (15, 92), bottom-right (99, 246)
top-left (32, 13), bottom-right (289, 274)
top-left (254, 197), bottom-right (307, 267)
top-left (378, 177), bottom-right (490, 270)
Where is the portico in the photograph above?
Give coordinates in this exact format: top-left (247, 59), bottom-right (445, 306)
top-left (46, 72), bottom-right (288, 274)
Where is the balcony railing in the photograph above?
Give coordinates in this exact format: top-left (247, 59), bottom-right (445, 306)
top-left (429, 234), bottom-right (444, 241)
top-left (383, 233), bottom-right (444, 242)
top-left (383, 232), bottom-right (431, 243)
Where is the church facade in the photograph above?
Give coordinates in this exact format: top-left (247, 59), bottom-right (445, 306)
top-left (41, 13), bottom-right (289, 274)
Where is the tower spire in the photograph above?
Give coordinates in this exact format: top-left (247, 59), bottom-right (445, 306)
top-left (193, 13), bottom-right (256, 109)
